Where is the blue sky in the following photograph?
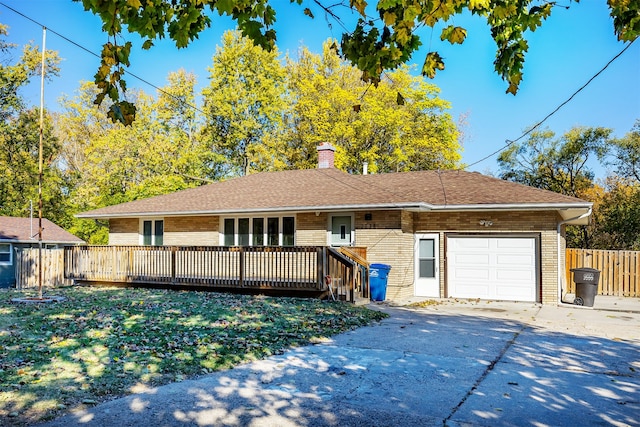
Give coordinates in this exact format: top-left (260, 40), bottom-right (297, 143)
top-left (1, 0), bottom-right (638, 177)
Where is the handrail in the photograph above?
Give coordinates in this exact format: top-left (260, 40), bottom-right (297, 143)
top-left (325, 247), bottom-right (357, 302)
top-left (327, 247), bottom-right (356, 266)
top-left (339, 247), bottom-right (369, 267)
top-left (337, 247), bottom-right (369, 300)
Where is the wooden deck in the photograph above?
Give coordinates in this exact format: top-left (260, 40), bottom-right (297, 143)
top-left (64, 245), bottom-right (368, 302)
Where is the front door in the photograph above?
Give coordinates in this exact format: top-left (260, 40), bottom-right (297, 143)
top-left (331, 215), bottom-right (352, 246)
top-left (415, 233), bottom-right (439, 297)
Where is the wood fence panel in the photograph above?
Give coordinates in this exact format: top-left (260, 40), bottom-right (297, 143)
top-left (566, 248), bottom-right (640, 297)
top-left (15, 248), bottom-right (72, 289)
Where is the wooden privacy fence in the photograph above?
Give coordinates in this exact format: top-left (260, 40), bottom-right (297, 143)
top-left (566, 248), bottom-right (639, 297)
top-left (64, 245), bottom-right (360, 302)
top-left (15, 248), bottom-right (72, 289)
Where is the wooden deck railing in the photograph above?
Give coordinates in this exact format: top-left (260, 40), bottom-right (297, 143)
top-left (566, 248), bottom-right (640, 297)
top-left (64, 245), bottom-right (362, 302)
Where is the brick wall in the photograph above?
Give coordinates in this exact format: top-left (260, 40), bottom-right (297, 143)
top-left (164, 216), bottom-right (219, 246)
top-left (354, 210), bottom-right (415, 300)
top-left (109, 218), bottom-right (138, 245)
top-left (109, 216), bottom-right (220, 246)
top-left (296, 212), bottom-right (328, 245)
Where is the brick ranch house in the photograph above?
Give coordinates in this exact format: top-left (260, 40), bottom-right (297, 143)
top-left (76, 143), bottom-right (592, 304)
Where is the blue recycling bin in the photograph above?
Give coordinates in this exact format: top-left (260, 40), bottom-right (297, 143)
top-left (370, 263), bottom-right (391, 301)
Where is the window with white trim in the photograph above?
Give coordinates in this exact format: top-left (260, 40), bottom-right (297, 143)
top-left (0, 243), bottom-right (12, 264)
top-left (222, 216), bottom-right (295, 246)
top-left (141, 219), bottom-right (164, 246)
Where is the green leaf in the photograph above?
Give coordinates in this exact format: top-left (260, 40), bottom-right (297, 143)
top-left (469, 0), bottom-right (490, 11)
top-left (493, 5), bottom-right (517, 20)
top-left (216, 0), bottom-right (235, 15)
top-left (440, 25), bottom-right (467, 44)
top-left (422, 51), bottom-right (445, 78)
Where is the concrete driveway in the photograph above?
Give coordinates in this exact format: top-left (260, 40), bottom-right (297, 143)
top-left (37, 299), bottom-right (640, 427)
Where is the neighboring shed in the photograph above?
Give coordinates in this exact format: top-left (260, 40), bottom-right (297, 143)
top-left (76, 144), bottom-right (592, 304)
top-left (0, 216), bottom-right (84, 287)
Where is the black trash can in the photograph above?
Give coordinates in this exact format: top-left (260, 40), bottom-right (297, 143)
top-left (369, 263), bottom-right (391, 301)
top-left (570, 267), bottom-right (600, 307)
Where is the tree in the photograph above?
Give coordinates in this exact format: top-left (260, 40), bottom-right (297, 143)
top-left (608, 120), bottom-right (640, 182)
top-left (497, 126), bottom-right (611, 248)
top-left (201, 30), bottom-right (287, 176)
top-left (0, 109), bottom-right (68, 225)
top-left (144, 69), bottom-right (224, 186)
top-left (75, 0), bottom-right (639, 125)
top-left (585, 177), bottom-right (640, 250)
top-left (0, 24), bottom-right (60, 121)
top-left (57, 75), bottom-right (220, 242)
top-left (279, 42), bottom-right (460, 173)
top-left (276, 42), bottom-right (361, 171)
top-left (497, 127), bottom-right (611, 197)
top-left (343, 65), bottom-right (461, 173)
top-left (0, 23), bottom-right (65, 225)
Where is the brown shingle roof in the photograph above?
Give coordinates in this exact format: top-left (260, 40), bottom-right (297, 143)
top-left (0, 217), bottom-right (84, 243)
top-left (77, 169), bottom-right (590, 219)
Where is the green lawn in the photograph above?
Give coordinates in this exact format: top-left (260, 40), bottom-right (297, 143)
top-left (0, 286), bottom-right (386, 425)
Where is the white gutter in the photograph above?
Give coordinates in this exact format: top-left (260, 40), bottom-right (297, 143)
top-left (75, 203), bottom-right (427, 219)
top-left (76, 201), bottom-right (591, 220)
top-left (424, 202), bottom-right (592, 211)
top-left (557, 207), bottom-right (592, 305)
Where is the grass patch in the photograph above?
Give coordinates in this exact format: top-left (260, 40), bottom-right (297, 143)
top-left (0, 286), bottom-right (387, 425)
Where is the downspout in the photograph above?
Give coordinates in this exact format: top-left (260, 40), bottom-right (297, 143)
top-left (557, 207), bottom-right (592, 305)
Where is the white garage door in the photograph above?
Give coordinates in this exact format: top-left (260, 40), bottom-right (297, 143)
top-left (447, 236), bottom-right (538, 302)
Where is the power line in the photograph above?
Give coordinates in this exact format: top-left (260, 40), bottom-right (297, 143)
top-left (2, 0), bottom-right (635, 174)
top-left (464, 39), bottom-right (637, 170)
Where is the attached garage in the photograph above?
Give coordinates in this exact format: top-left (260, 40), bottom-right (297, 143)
top-left (446, 235), bottom-right (539, 302)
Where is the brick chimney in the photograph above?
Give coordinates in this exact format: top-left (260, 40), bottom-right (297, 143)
top-left (317, 142), bottom-right (335, 169)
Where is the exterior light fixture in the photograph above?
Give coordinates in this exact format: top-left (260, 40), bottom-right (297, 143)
top-left (479, 220), bottom-right (493, 227)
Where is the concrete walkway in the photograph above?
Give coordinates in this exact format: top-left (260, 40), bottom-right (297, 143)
top-left (37, 297), bottom-right (640, 427)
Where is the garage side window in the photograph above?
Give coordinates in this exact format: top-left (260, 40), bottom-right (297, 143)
top-left (418, 239), bottom-right (435, 278)
top-left (0, 243), bottom-right (11, 264)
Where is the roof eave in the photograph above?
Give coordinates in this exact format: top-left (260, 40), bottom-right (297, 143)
top-left (77, 201), bottom-right (592, 220)
top-left (423, 202), bottom-right (593, 211)
top-left (76, 203), bottom-right (425, 219)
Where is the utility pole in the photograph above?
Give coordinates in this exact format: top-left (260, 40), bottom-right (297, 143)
top-left (37, 27), bottom-right (46, 299)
